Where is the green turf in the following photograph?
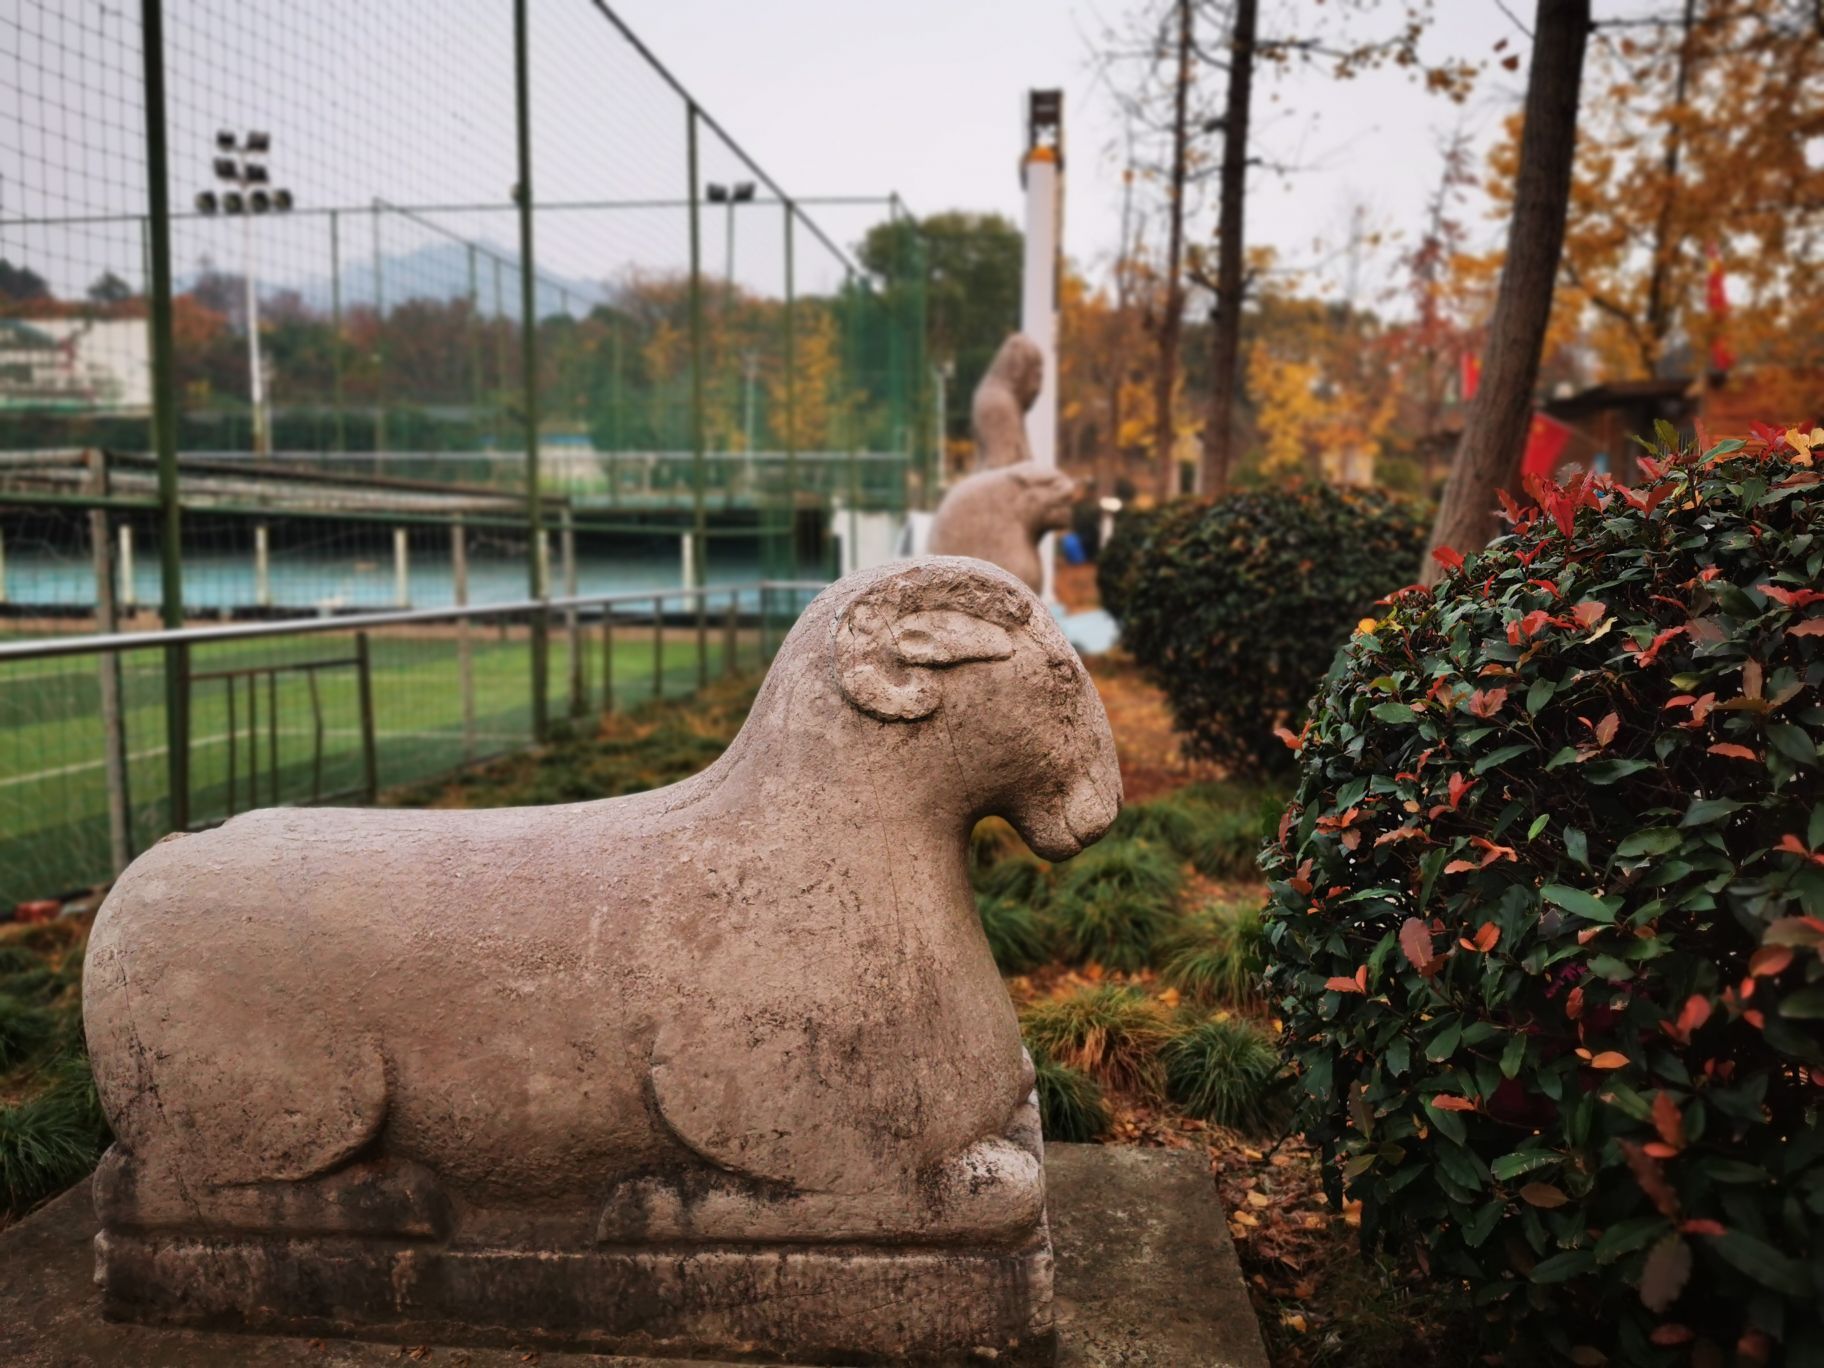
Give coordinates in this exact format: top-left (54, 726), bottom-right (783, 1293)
top-left (0, 624), bottom-right (768, 905)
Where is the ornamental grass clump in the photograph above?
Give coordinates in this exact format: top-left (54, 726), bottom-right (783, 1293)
top-left (1030, 1048), bottom-right (1112, 1142)
top-left (1019, 985), bottom-right (1170, 1096)
top-left (1049, 838), bottom-right (1183, 972)
top-left (1119, 485), bottom-right (1428, 777)
top-left (975, 894), bottom-right (1055, 975)
top-left (1159, 901), bottom-right (1267, 1008)
top-left (1160, 1013), bottom-right (1285, 1131)
top-left (1263, 426), bottom-right (1824, 1363)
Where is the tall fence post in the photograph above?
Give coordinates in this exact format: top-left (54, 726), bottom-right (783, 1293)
top-left (254, 522), bottom-right (271, 608)
top-left (687, 104), bottom-right (708, 689)
top-left (330, 209), bottom-right (345, 452)
top-left (452, 517), bottom-right (475, 761)
top-left (371, 202), bottom-right (386, 455)
top-left (562, 508), bottom-right (582, 718)
top-left (514, 0), bottom-right (549, 743)
top-left (88, 450), bottom-right (132, 873)
top-left (141, 0), bottom-right (188, 835)
top-left (392, 526), bottom-right (410, 607)
top-left (355, 632), bottom-right (379, 803)
top-left (783, 201), bottom-right (797, 583)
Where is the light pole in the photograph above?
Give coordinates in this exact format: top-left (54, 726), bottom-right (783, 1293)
top-left (195, 131), bottom-right (293, 456)
top-left (704, 181), bottom-right (755, 306)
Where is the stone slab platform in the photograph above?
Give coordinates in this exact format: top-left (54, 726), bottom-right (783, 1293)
top-left (0, 1144), bottom-right (1269, 1368)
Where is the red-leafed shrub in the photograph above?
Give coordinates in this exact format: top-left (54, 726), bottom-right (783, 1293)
top-left (1114, 486), bottom-right (1428, 778)
top-left (1263, 426), bottom-right (1824, 1363)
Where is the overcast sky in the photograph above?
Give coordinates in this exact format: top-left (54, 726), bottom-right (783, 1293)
top-left (5, 0), bottom-right (1661, 314)
top-left (605, 0), bottom-right (1587, 307)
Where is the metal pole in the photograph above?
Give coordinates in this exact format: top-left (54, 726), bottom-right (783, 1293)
top-left (117, 525), bottom-right (137, 611)
top-left (393, 526), bottom-right (409, 607)
top-left (141, 0), bottom-right (189, 834)
top-left (89, 450), bottom-right (132, 872)
top-left (652, 594), bottom-right (664, 701)
top-left (452, 518), bottom-right (475, 760)
top-left (601, 608), bottom-right (615, 715)
top-left (493, 257), bottom-right (507, 444)
top-left (687, 105), bottom-right (709, 688)
top-left (846, 271), bottom-right (860, 575)
top-left (355, 631), bottom-right (379, 802)
top-left (331, 210), bottom-right (345, 452)
top-left (783, 203), bottom-right (796, 580)
top-left (724, 590), bottom-right (738, 678)
top-left (243, 207), bottom-right (265, 455)
top-left (562, 508), bottom-right (582, 717)
top-left (254, 522), bottom-right (270, 607)
top-left (467, 243), bottom-right (482, 441)
top-left (515, 0), bottom-right (549, 743)
top-left (371, 203), bottom-right (385, 454)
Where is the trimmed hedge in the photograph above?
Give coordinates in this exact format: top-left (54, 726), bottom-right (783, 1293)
top-left (1263, 431), bottom-right (1824, 1362)
top-left (1119, 485), bottom-right (1428, 777)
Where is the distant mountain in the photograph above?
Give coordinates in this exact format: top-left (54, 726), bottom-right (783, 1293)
top-left (179, 239), bottom-right (617, 319)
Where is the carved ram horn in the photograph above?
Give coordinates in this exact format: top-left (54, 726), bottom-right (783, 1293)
top-left (833, 562), bottom-right (1030, 722)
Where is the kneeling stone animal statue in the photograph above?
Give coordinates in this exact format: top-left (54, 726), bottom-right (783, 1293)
top-left (928, 462), bottom-right (1078, 596)
top-left (84, 556), bottom-right (1122, 1365)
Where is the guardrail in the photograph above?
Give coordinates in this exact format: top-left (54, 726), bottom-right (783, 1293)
top-left (0, 578), bottom-right (828, 909)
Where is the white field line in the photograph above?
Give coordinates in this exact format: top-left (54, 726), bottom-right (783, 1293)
top-left (0, 727), bottom-right (527, 790)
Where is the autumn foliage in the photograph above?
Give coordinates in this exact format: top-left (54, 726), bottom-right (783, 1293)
top-left (1113, 485), bottom-right (1427, 777)
top-left (1263, 427), bottom-right (1824, 1361)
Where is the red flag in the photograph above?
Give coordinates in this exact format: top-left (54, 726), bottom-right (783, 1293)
top-left (1705, 243), bottom-right (1734, 373)
top-left (1460, 351), bottom-right (1482, 401)
top-left (1520, 413), bottom-right (1571, 481)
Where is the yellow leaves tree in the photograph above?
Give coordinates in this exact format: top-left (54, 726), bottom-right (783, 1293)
top-left (1485, 0), bottom-right (1824, 382)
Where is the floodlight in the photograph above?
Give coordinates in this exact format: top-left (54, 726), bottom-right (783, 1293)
top-left (705, 182), bottom-right (729, 203)
top-left (216, 130), bottom-right (237, 151)
top-left (194, 191), bottom-right (219, 215)
top-left (273, 189), bottom-right (294, 212)
top-left (732, 182), bottom-right (756, 202)
top-left (244, 162), bottom-right (269, 184)
top-left (249, 189), bottom-right (271, 214)
top-left (245, 131), bottom-right (271, 153)
top-left (1098, 496), bottom-right (1123, 514)
top-left (223, 191), bottom-right (245, 214)
top-left (214, 156), bottom-right (240, 180)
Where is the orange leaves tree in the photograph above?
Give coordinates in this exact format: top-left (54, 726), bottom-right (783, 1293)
top-left (1264, 427), bottom-right (1824, 1361)
top-left (1494, 0), bottom-right (1824, 382)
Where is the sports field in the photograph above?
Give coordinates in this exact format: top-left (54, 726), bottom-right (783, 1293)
top-left (0, 620), bottom-right (759, 907)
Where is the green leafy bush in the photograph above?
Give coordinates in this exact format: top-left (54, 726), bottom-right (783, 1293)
top-left (1264, 431), bottom-right (1824, 1362)
top-left (1050, 839), bottom-right (1183, 972)
top-left (1031, 1048), bottom-right (1112, 1142)
top-left (1120, 484), bottom-right (1427, 777)
top-left (1160, 901), bottom-right (1266, 1007)
top-left (976, 894), bottom-right (1054, 975)
top-left (1095, 504), bottom-right (1171, 622)
top-left (1161, 1014), bottom-right (1285, 1130)
top-left (1019, 986), bottom-right (1169, 1095)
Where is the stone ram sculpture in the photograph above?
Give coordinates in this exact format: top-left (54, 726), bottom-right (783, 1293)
top-left (83, 556), bottom-right (1122, 1365)
top-left (928, 462), bottom-right (1078, 596)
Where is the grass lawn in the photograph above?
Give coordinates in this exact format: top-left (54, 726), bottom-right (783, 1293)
top-left (0, 621), bottom-right (765, 906)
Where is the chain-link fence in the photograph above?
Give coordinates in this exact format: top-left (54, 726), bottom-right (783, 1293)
top-left (0, 0), bottom-right (930, 906)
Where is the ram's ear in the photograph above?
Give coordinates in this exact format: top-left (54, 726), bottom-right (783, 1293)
top-left (837, 603), bottom-right (1015, 722)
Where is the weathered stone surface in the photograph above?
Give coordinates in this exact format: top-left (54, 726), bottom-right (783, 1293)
top-left (0, 1146), bottom-right (1267, 1367)
top-left (927, 467), bottom-right (1078, 595)
top-left (1047, 1145), bottom-right (1270, 1368)
top-left (80, 557), bottom-right (1122, 1364)
top-left (972, 333), bottom-right (1043, 469)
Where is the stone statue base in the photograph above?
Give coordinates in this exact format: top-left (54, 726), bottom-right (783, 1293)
top-left (93, 1224), bottom-right (1057, 1366)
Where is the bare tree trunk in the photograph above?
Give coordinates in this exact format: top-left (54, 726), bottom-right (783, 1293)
top-left (1152, 0), bottom-right (1193, 501)
top-left (1201, 0), bottom-right (1255, 498)
top-left (1423, 0), bottom-right (1591, 579)
top-left (1642, 0), bottom-right (1698, 371)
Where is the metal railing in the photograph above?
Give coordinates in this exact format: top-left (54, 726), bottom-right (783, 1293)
top-left (0, 578), bottom-right (827, 907)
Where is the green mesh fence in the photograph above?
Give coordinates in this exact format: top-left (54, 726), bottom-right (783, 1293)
top-left (0, 0), bottom-right (926, 907)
